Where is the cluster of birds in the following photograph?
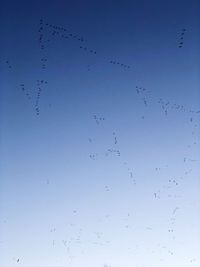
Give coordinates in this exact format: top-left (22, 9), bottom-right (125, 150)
top-left (88, 126), bottom-right (121, 167)
top-left (126, 166), bottom-right (136, 185)
top-left (168, 178), bottom-right (179, 186)
top-left (20, 80), bottom-right (48, 115)
top-left (154, 172), bottom-right (186, 201)
top-left (49, 29), bottom-right (84, 43)
top-left (158, 98), bottom-right (171, 116)
top-left (112, 132), bottom-right (118, 145)
top-left (49, 223), bottom-right (85, 263)
top-left (1, 59), bottom-right (12, 69)
top-left (35, 80), bottom-right (48, 115)
top-left (38, 19), bottom-right (45, 50)
top-left (90, 107), bottom-right (198, 200)
top-left (79, 45), bottom-right (97, 55)
top-left (135, 84), bottom-right (200, 148)
top-left (135, 86), bottom-right (151, 109)
top-left (20, 84), bottom-right (31, 100)
top-left (183, 157), bottom-right (198, 163)
top-left (16, 20), bottom-right (50, 117)
top-left (45, 22), bottom-right (84, 42)
top-left (5, 60), bottom-right (12, 69)
top-left (89, 116), bottom-right (138, 186)
top-left (48, 210), bottom-right (144, 255)
top-left (166, 207), bottom-right (180, 240)
top-left (41, 57), bottom-right (47, 70)
top-left (37, 19), bottom-right (132, 71)
top-left (136, 84), bottom-right (200, 115)
top-left (104, 185), bottom-right (110, 192)
top-left (89, 153), bottom-right (98, 160)
top-left (136, 86), bottom-right (151, 95)
top-left (158, 98), bottom-right (195, 115)
top-left (109, 60), bottom-right (131, 69)
top-left (106, 148), bottom-right (121, 157)
top-left (45, 209), bottom-right (182, 264)
top-left (93, 114), bottom-right (106, 124)
top-left (178, 28), bottom-right (186, 48)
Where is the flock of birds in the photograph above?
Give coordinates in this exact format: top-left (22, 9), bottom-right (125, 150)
top-left (135, 84), bottom-right (200, 117)
top-left (12, 21), bottom-right (198, 123)
top-left (89, 106), bottom-right (197, 195)
top-left (2, 17), bottom-right (199, 267)
top-left (178, 28), bottom-right (186, 48)
top-left (37, 18), bottom-right (132, 70)
top-left (20, 84), bottom-right (31, 100)
top-left (19, 80), bottom-right (48, 115)
top-left (0, 59), bottom-right (12, 69)
top-left (35, 80), bottom-right (48, 115)
top-left (41, 57), bottom-right (47, 70)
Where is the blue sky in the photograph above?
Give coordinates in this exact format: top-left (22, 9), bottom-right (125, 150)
top-left (0, 1), bottom-right (200, 267)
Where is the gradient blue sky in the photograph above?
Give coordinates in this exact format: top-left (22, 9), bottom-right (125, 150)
top-left (0, 1), bottom-right (200, 267)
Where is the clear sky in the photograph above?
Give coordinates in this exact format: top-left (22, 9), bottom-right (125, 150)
top-left (0, 1), bottom-right (200, 267)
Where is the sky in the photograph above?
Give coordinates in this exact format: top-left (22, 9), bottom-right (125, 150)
top-left (0, 0), bottom-right (200, 267)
